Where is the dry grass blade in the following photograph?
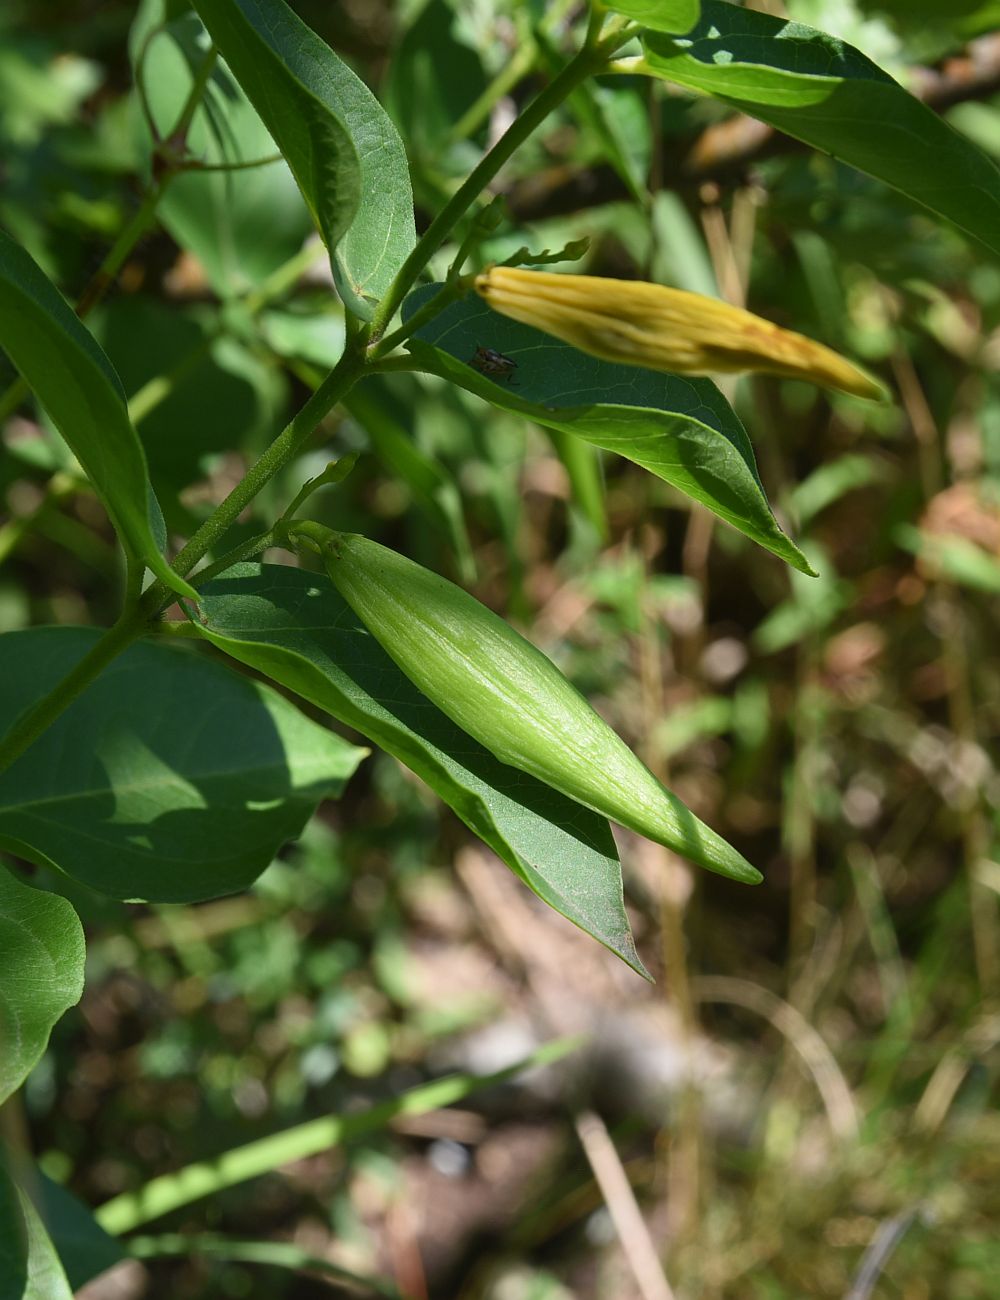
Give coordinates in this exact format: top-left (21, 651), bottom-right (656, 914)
top-left (574, 1109), bottom-right (677, 1300)
top-left (693, 975), bottom-right (860, 1143)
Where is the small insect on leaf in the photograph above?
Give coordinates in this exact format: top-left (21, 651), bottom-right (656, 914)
top-left (469, 345), bottom-right (518, 383)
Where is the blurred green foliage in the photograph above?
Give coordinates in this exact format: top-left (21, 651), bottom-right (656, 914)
top-left (2, 0), bottom-right (1000, 1296)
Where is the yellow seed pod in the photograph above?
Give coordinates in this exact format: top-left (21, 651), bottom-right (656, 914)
top-left (475, 266), bottom-right (886, 401)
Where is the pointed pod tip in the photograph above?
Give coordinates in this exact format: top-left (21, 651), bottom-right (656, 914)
top-left (705, 842), bottom-right (763, 886)
top-left (719, 858), bottom-right (764, 886)
top-left (658, 815), bottom-right (763, 886)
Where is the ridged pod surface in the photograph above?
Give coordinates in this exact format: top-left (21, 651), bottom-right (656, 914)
top-left (307, 526), bottom-right (761, 885)
top-left (475, 266), bottom-right (887, 402)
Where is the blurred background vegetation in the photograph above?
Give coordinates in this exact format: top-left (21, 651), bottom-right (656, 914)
top-left (2, 0), bottom-right (1000, 1296)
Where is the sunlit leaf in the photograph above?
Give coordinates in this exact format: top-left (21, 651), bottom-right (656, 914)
top-left (0, 230), bottom-right (194, 600)
top-left (607, 0), bottom-right (700, 35)
top-left (192, 0), bottom-right (416, 317)
top-left (129, 2), bottom-right (314, 296)
top-left (641, 3), bottom-right (1000, 258)
top-left (187, 564), bottom-right (649, 977)
top-left (403, 287), bottom-right (811, 573)
top-left (0, 867), bottom-right (85, 1108)
top-left (0, 629), bottom-right (366, 903)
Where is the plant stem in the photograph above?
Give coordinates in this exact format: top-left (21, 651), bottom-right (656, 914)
top-left (187, 152), bottom-right (282, 173)
top-left (187, 529), bottom-right (279, 589)
top-left (366, 355), bottom-right (424, 375)
top-left (74, 181), bottom-right (169, 318)
top-left (371, 280), bottom-right (465, 359)
top-left (76, 46), bottom-right (217, 319)
top-left (127, 334), bottom-right (216, 425)
top-left (163, 346), bottom-right (364, 585)
top-left (446, 0), bottom-right (578, 143)
top-left (96, 1037), bottom-right (580, 1234)
top-left (243, 240), bottom-right (324, 314)
top-left (367, 25), bottom-right (634, 341)
top-left (0, 21), bottom-right (620, 773)
top-left (130, 240), bottom-right (324, 426)
top-left (0, 606), bottom-right (149, 777)
top-left (0, 47), bottom-right (219, 423)
top-left (0, 344), bottom-right (362, 772)
top-left (0, 473), bottom-right (80, 568)
top-left (448, 41), bottom-right (538, 144)
top-left (584, 3), bottom-right (607, 49)
top-left (169, 45), bottom-right (218, 142)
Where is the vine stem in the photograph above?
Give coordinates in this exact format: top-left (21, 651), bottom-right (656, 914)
top-left (370, 280), bottom-right (465, 358)
top-left (367, 22), bottom-right (637, 341)
top-left (186, 528), bottom-right (279, 589)
top-left (0, 347), bottom-right (364, 777)
top-left (0, 605), bottom-right (148, 777)
top-left (0, 20), bottom-right (628, 775)
top-left (164, 345), bottom-right (364, 583)
top-left (446, 0), bottom-right (579, 144)
top-left (76, 45), bottom-right (218, 318)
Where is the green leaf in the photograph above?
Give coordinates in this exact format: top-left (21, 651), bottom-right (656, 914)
top-left (0, 1159), bottom-right (27, 1300)
top-left (501, 237), bottom-right (590, 269)
top-left (259, 307), bottom-right (346, 369)
top-left (383, 0), bottom-right (485, 157)
top-left (608, 0), bottom-right (701, 33)
top-left (788, 452), bottom-right (885, 527)
top-left (18, 1190), bottom-right (73, 1300)
top-left (753, 543), bottom-right (849, 653)
top-left (192, 0), bottom-right (416, 318)
top-left (640, 3), bottom-right (1000, 259)
top-left (548, 426), bottom-right (609, 541)
top-left (571, 81), bottom-right (650, 206)
top-left (0, 1111), bottom-right (80, 1297)
top-left (403, 288), bottom-right (811, 575)
top-left (0, 629), bottom-right (366, 903)
top-left (127, 1236), bottom-right (402, 1298)
top-left (0, 230), bottom-right (195, 600)
top-left (0, 866), bottom-right (85, 1108)
top-left (186, 564), bottom-right (649, 978)
top-left (129, 4), bottom-right (314, 296)
top-left (33, 1176), bottom-right (123, 1292)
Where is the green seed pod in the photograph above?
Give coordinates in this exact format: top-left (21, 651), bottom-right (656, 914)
top-left (296, 523), bottom-right (760, 886)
